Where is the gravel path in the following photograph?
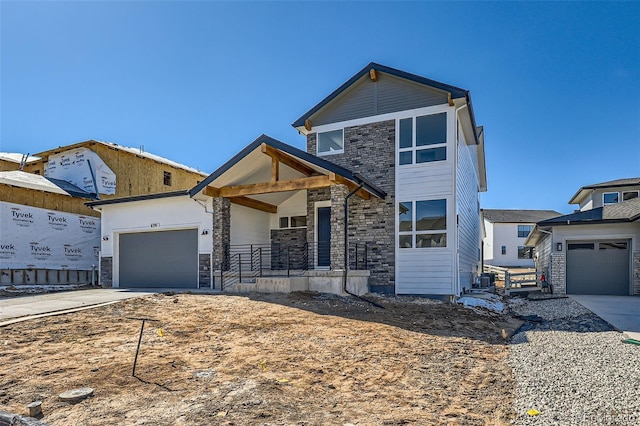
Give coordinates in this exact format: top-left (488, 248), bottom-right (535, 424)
top-left (508, 297), bottom-right (640, 425)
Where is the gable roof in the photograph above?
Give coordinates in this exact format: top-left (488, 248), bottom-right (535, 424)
top-left (34, 140), bottom-right (208, 177)
top-left (291, 62), bottom-right (480, 145)
top-left (482, 209), bottom-right (562, 223)
top-left (525, 197), bottom-right (640, 246)
top-left (568, 177), bottom-right (640, 204)
top-left (189, 134), bottom-right (386, 200)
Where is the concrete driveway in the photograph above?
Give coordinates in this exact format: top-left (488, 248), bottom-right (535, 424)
top-left (570, 295), bottom-right (640, 340)
top-left (0, 289), bottom-right (159, 325)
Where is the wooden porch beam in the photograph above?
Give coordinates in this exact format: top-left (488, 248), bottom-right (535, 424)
top-left (219, 175), bottom-right (333, 198)
top-left (261, 143), bottom-right (314, 176)
top-left (331, 174), bottom-right (371, 200)
top-left (203, 186), bottom-right (220, 197)
top-left (229, 197), bottom-right (277, 214)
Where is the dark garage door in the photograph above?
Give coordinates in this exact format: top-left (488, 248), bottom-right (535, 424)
top-left (566, 240), bottom-right (630, 295)
top-left (119, 229), bottom-right (198, 288)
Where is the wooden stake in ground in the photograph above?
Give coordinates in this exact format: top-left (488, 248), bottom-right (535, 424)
top-left (127, 317), bottom-right (158, 377)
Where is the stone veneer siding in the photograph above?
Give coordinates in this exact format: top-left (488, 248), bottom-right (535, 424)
top-left (633, 251), bottom-right (640, 296)
top-left (270, 228), bottom-right (308, 269)
top-left (212, 197), bottom-right (230, 270)
top-left (198, 253), bottom-right (212, 288)
top-left (100, 256), bottom-right (113, 288)
top-left (308, 120), bottom-right (396, 293)
top-left (550, 252), bottom-right (566, 294)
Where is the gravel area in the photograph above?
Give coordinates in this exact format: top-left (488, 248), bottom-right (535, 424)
top-left (507, 297), bottom-right (640, 425)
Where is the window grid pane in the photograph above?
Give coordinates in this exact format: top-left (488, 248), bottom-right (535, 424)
top-left (416, 147), bottom-right (446, 163)
top-left (399, 202), bottom-right (413, 232)
top-left (416, 113), bottom-right (446, 146)
top-left (399, 151), bottom-right (413, 165)
top-left (399, 118), bottom-right (412, 149)
top-left (416, 200), bottom-right (446, 231)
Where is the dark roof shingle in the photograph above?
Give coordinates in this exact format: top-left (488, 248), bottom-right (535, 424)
top-left (482, 209), bottom-right (562, 223)
top-left (539, 197), bottom-right (640, 225)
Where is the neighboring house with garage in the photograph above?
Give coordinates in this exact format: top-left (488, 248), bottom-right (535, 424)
top-left (1, 140), bottom-right (207, 287)
top-left (482, 209), bottom-right (561, 268)
top-left (526, 178), bottom-right (640, 296)
top-left (90, 62), bottom-right (487, 298)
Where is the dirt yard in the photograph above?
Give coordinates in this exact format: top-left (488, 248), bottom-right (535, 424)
top-left (0, 292), bottom-right (521, 425)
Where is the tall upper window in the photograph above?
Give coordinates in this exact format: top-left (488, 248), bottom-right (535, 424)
top-left (398, 113), bottom-right (447, 165)
top-left (163, 171), bottom-right (172, 186)
top-left (317, 129), bottom-right (344, 155)
top-left (603, 192), bottom-right (619, 205)
top-left (398, 199), bottom-right (447, 248)
top-left (517, 225), bottom-right (533, 238)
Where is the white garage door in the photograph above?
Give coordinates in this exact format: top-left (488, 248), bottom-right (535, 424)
top-left (119, 229), bottom-right (198, 288)
top-left (566, 240), bottom-right (630, 295)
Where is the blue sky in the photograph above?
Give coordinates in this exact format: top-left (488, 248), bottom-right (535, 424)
top-left (1, 1), bottom-right (638, 214)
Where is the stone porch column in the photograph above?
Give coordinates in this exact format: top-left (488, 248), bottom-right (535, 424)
top-left (212, 197), bottom-right (230, 271)
top-left (330, 184), bottom-right (348, 271)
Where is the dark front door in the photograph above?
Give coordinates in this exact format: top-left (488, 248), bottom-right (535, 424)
top-left (317, 207), bottom-right (331, 267)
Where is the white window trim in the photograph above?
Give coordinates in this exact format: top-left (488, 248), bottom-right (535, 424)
top-left (603, 191), bottom-right (619, 205)
top-left (397, 113), bottom-right (447, 167)
top-left (316, 129), bottom-right (344, 157)
top-left (398, 199), bottom-right (447, 249)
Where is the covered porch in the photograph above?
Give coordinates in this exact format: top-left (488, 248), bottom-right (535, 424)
top-left (189, 135), bottom-right (386, 295)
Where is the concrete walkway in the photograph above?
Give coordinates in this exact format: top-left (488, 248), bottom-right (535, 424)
top-left (0, 289), bottom-right (159, 325)
top-left (570, 295), bottom-right (640, 341)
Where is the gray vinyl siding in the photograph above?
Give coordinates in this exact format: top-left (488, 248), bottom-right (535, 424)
top-left (456, 132), bottom-right (481, 293)
top-left (311, 73), bottom-right (449, 127)
top-left (535, 234), bottom-right (552, 278)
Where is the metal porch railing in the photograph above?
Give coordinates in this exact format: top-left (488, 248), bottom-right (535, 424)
top-left (219, 241), bottom-right (370, 290)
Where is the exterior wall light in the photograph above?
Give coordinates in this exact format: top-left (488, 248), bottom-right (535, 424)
top-left (556, 242), bottom-right (562, 251)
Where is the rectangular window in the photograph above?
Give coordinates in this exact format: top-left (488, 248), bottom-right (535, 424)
top-left (518, 246), bottom-right (534, 259)
top-left (163, 171), bottom-right (172, 186)
top-left (568, 243), bottom-right (595, 250)
top-left (517, 225), bottom-right (533, 238)
top-left (279, 216), bottom-right (307, 229)
top-left (317, 129), bottom-right (344, 155)
top-left (501, 246), bottom-right (506, 255)
top-left (399, 199), bottom-right (447, 248)
top-left (603, 192), bottom-right (619, 205)
top-left (290, 216), bottom-right (307, 228)
top-left (398, 112), bottom-right (447, 165)
top-left (599, 242), bottom-right (627, 250)
top-left (622, 191), bottom-right (639, 201)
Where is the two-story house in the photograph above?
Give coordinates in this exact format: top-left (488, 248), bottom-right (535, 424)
top-left (526, 177), bottom-right (640, 296)
top-left (482, 209), bottom-right (561, 268)
top-left (0, 140), bottom-right (207, 286)
top-left (90, 63), bottom-right (487, 298)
